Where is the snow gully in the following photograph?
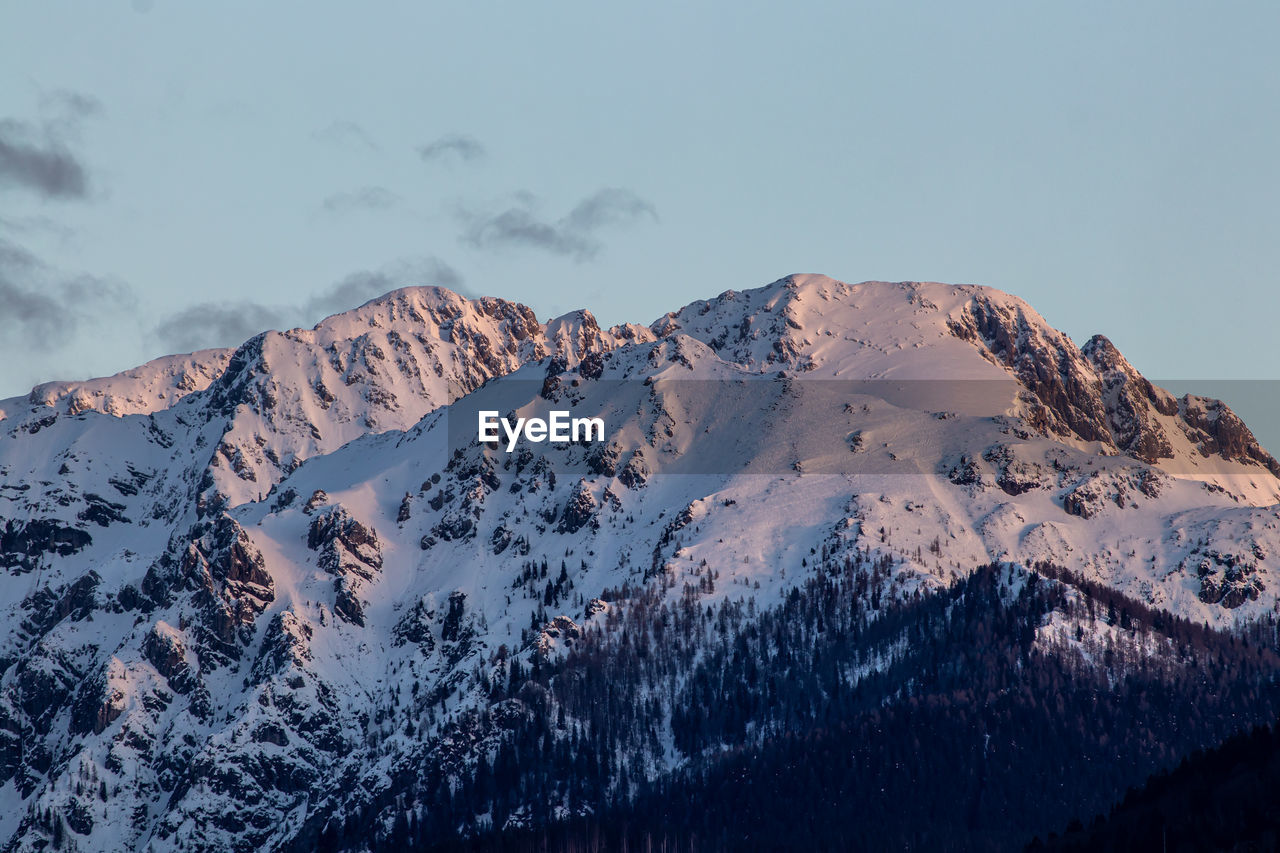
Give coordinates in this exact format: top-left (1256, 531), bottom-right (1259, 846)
top-left (477, 410), bottom-right (606, 451)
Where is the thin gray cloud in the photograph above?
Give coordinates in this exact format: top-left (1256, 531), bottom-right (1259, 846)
top-left (152, 302), bottom-right (286, 354)
top-left (40, 90), bottom-right (103, 121)
top-left (460, 188), bottom-right (657, 261)
top-left (0, 241), bottom-right (59, 339)
top-left (418, 133), bottom-right (486, 163)
top-left (0, 118), bottom-right (89, 199)
top-left (0, 215), bottom-right (77, 243)
top-left (0, 281), bottom-right (61, 340)
top-left (565, 188), bottom-right (658, 231)
top-left (0, 90), bottom-right (101, 199)
top-left (153, 257), bottom-right (465, 352)
top-left (320, 186), bottom-right (401, 215)
top-left (305, 257), bottom-right (463, 317)
top-left (463, 207), bottom-right (597, 259)
top-left (0, 236), bottom-right (135, 346)
top-left (312, 120), bottom-right (379, 151)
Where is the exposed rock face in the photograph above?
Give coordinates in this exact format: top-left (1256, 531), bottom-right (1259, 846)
top-left (251, 610), bottom-right (314, 680)
top-left (5, 348), bottom-right (234, 421)
top-left (1060, 467), bottom-right (1166, 519)
top-left (950, 296), bottom-right (1280, 477)
top-left (587, 442), bottom-right (622, 477)
top-left (19, 571), bottom-right (101, 637)
top-left (176, 288), bottom-right (656, 510)
top-left (655, 276), bottom-right (1271, 480)
top-left (984, 444), bottom-right (1053, 496)
top-left (307, 505), bottom-right (382, 625)
top-left (139, 514), bottom-right (276, 668)
top-left (618, 450), bottom-right (650, 489)
top-left (1082, 335), bottom-right (1178, 463)
top-left (557, 480), bottom-right (599, 534)
top-left (393, 599), bottom-right (437, 650)
top-left (194, 515), bottom-right (277, 660)
top-left (0, 520), bottom-right (92, 571)
top-left (308, 506), bottom-right (382, 578)
top-left (1181, 395), bottom-right (1280, 476)
top-left (949, 295), bottom-right (1113, 445)
top-left (1196, 550), bottom-right (1264, 608)
top-left (70, 671), bottom-right (125, 736)
top-left (142, 622), bottom-right (196, 694)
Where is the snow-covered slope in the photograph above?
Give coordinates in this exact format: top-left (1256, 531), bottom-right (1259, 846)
top-left (2, 275), bottom-right (1278, 851)
top-left (659, 275), bottom-right (1280, 500)
top-left (0, 349), bottom-right (235, 423)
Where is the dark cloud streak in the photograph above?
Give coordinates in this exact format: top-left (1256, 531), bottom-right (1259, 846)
top-left (460, 188), bottom-right (657, 261)
top-left (305, 257), bottom-right (463, 317)
top-left (565, 188), bottom-right (658, 232)
top-left (418, 133), bottom-right (486, 163)
top-left (0, 119), bottom-right (89, 199)
top-left (152, 303), bottom-right (287, 355)
top-left (463, 208), bottom-right (597, 259)
top-left (0, 215), bottom-right (77, 242)
top-left (312, 120), bottom-right (379, 151)
top-left (0, 90), bottom-right (101, 199)
top-left (152, 257), bottom-right (465, 352)
top-left (0, 272), bottom-right (62, 340)
top-left (320, 186), bottom-right (401, 215)
top-left (40, 90), bottom-right (103, 121)
top-left (0, 236), bottom-right (135, 346)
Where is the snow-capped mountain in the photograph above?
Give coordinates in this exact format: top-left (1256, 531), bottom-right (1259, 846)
top-left (3, 275), bottom-right (1279, 851)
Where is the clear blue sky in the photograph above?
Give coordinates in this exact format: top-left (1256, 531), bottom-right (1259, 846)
top-left (3, 1), bottom-right (1279, 405)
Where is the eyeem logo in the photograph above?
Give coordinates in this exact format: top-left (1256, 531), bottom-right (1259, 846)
top-left (478, 410), bottom-right (605, 452)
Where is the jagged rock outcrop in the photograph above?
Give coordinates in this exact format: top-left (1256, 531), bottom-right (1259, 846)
top-left (1082, 335), bottom-right (1178, 462)
top-left (557, 480), bottom-right (599, 534)
top-left (307, 506), bottom-right (382, 625)
top-left (0, 520), bottom-right (92, 571)
top-left (1195, 549), bottom-right (1265, 608)
top-left (1181, 394), bottom-right (1280, 476)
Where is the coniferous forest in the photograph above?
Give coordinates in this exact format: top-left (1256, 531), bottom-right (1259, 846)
top-left (1036, 721), bottom-right (1280, 852)
top-left (286, 552), bottom-right (1280, 852)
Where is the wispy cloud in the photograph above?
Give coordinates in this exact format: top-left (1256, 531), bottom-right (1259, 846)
top-left (40, 90), bottom-right (102, 122)
top-left (0, 123), bottom-right (88, 199)
top-left (0, 214), bottom-right (76, 243)
top-left (312, 119), bottom-right (379, 151)
top-left (152, 302), bottom-right (286, 355)
top-left (152, 257), bottom-right (465, 352)
top-left (463, 207), bottom-right (597, 258)
top-left (320, 186), bottom-right (401, 215)
top-left (460, 188), bottom-right (657, 261)
top-left (564, 188), bottom-right (658, 231)
top-left (418, 133), bottom-right (486, 163)
top-left (0, 236), bottom-right (135, 346)
top-left (305, 257), bottom-right (463, 318)
top-left (0, 90), bottom-right (101, 200)
top-left (0, 241), bottom-right (60, 338)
